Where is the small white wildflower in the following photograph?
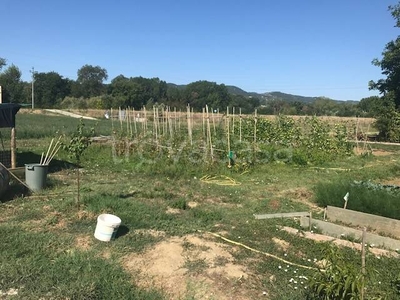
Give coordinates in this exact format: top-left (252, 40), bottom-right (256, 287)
top-left (284, 269), bottom-right (288, 272)
top-left (278, 265), bottom-right (282, 269)
top-left (284, 253), bottom-right (287, 257)
top-left (294, 286), bottom-right (298, 290)
top-left (294, 270), bottom-right (297, 274)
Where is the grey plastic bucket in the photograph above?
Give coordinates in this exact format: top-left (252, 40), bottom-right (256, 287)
top-left (25, 164), bottom-right (48, 191)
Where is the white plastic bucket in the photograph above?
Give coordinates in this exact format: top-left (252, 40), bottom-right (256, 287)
top-left (94, 214), bottom-right (122, 242)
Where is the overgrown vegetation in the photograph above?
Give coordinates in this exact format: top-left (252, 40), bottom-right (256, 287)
top-left (0, 113), bottom-right (399, 299)
top-left (314, 178), bottom-right (400, 220)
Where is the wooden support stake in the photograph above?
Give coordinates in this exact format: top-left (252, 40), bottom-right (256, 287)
top-left (11, 127), bottom-right (17, 169)
top-left (239, 107), bottom-right (242, 142)
top-left (119, 107), bottom-right (123, 131)
top-left (309, 211), bottom-right (313, 232)
top-left (227, 117), bottom-right (231, 167)
top-left (254, 109), bottom-right (257, 143)
top-left (361, 227), bottom-right (367, 300)
top-left (212, 108), bottom-right (216, 135)
top-left (232, 107), bottom-right (235, 134)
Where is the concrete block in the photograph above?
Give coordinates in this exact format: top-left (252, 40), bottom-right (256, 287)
top-left (300, 217), bottom-right (400, 251)
top-left (327, 206), bottom-right (400, 239)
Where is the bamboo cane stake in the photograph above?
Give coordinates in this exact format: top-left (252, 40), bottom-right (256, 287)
top-left (153, 107), bottom-right (158, 143)
top-left (119, 107), bottom-right (123, 131)
top-left (126, 108), bottom-right (130, 136)
top-left (191, 107), bottom-right (194, 133)
top-left (44, 136), bottom-right (62, 165)
top-left (227, 116), bottom-right (231, 168)
top-left (174, 107), bottom-right (177, 132)
top-left (39, 152), bottom-right (44, 165)
top-left (226, 106), bottom-right (229, 129)
top-left (206, 105), bottom-right (213, 160)
top-left (129, 107), bottom-right (133, 136)
top-left (45, 144), bottom-right (62, 165)
top-left (179, 109), bottom-right (181, 130)
top-left (187, 105), bottom-right (192, 145)
top-left (254, 109), bottom-right (258, 143)
top-left (43, 138), bottom-right (54, 165)
top-left (111, 108), bottom-right (114, 134)
top-left (133, 108), bottom-right (137, 135)
top-left (212, 108), bottom-right (216, 135)
top-left (239, 107), bottom-right (242, 142)
top-left (141, 107), bottom-right (145, 132)
top-left (202, 107), bottom-right (205, 139)
top-left (232, 107), bottom-right (235, 134)
top-left (168, 107), bottom-right (173, 138)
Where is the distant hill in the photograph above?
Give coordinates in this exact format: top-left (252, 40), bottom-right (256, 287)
top-left (168, 83), bottom-right (354, 103)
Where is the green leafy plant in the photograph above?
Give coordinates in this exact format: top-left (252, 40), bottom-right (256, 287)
top-left (308, 246), bottom-right (364, 300)
top-left (63, 119), bottom-right (94, 207)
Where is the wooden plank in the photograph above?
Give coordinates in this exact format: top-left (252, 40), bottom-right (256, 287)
top-left (254, 212), bottom-right (310, 219)
top-left (327, 206), bottom-right (400, 239)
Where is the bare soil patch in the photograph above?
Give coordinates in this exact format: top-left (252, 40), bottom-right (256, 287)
top-left (123, 233), bottom-right (257, 299)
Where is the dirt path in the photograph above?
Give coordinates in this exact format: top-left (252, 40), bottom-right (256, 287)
top-left (44, 109), bottom-right (97, 120)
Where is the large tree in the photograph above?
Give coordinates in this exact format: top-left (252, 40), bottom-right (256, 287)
top-left (185, 81), bottom-right (231, 111)
top-left (369, 3), bottom-right (400, 108)
top-left (34, 71), bottom-right (70, 108)
top-left (368, 3), bottom-right (400, 141)
top-left (0, 58), bottom-right (6, 71)
top-left (76, 64), bottom-right (108, 98)
top-left (0, 63), bottom-right (24, 103)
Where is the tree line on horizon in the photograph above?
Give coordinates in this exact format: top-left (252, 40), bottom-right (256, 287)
top-left (0, 58), bottom-right (381, 117)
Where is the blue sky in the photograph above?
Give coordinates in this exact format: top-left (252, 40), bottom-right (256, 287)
top-left (2, 0), bottom-right (398, 100)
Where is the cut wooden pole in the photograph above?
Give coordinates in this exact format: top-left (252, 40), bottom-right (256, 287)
top-left (11, 127), bottom-right (16, 169)
top-left (39, 152), bottom-right (44, 165)
top-left (361, 227), bottom-right (367, 300)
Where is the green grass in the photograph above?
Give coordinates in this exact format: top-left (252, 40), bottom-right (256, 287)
top-left (1, 113), bottom-right (400, 299)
